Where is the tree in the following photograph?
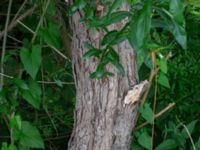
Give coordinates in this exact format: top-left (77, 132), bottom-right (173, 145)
top-left (68, 2), bottom-right (146, 150)
top-left (68, 0), bottom-right (187, 149)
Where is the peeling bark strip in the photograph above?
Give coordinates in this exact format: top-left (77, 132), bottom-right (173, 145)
top-left (68, 2), bottom-right (140, 150)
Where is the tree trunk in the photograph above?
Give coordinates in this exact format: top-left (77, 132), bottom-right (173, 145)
top-left (68, 3), bottom-right (139, 150)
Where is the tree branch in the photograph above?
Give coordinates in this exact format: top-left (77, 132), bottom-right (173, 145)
top-left (0, 6), bottom-right (35, 39)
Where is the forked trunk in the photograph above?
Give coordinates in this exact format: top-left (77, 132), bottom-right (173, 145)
top-left (68, 3), bottom-right (139, 150)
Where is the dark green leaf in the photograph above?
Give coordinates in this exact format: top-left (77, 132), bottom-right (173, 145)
top-left (101, 30), bottom-right (118, 46)
top-left (158, 72), bottom-right (170, 88)
top-left (181, 120), bottom-right (197, 139)
top-left (129, 0), bottom-right (152, 50)
top-left (20, 80), bottom-right (41, 109)
top-left (156, 8), bottom-right (187, 49)
top-left (138, 132), bottom-right (151, 149)
top-left (20, 45), bottom-right (42, 79)
top-left (89, 11), bottom-right (131, 27)
top-left (83, 49), bottom-right (102, 59)
top-left (13, 121), bottom-right (44, 149)
top-left (14, 79), bottom-right (29, 90)
top-left (157, 59), bottom-right (168, 74)
top-left (108, 47), bottom-right (119, 62)
top-left (155, 139), bottom-right (177, 150)
top-left (108, 0), bottom-right (123, 15)
top-left (139, 103), bottom-right (153, 124)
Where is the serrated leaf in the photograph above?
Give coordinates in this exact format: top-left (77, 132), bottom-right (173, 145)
top-left (155, 139), bottom-right (177, 150)
top-left (139, 103), bottom-right (153, 124)
top-left (138, 132), bottom-right (151, 149)
top-left (158, 72), bottom-right (170, 88)
top-left (20, 45), bottom-right (42, 79)
top-left (157, 59), bottom-right (168, 73)
top-left (13, 121), bottom-right (44, 149)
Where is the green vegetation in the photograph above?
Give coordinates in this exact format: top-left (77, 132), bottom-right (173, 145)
top-left (0, 0), bottom-right (199, 149)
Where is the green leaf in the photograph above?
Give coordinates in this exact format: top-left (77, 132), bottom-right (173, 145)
top-left (108, 47), bottom-right (119, 62)
top-left (1, 143), bottom-right (17, 150)
top-left (139, 103), bottom-right (153, 124)
top-left (107, 47), bottom-right (125, 76)
top-left (89, 11), bottom-right (131, 27)
top-left (157, 59), bottom-right (168, 73)
top-left (129, 0), bottom-right (152, 50)
top-left (155, 139), bottom-right (177, 150)
top-left (101, 30), bottom-right (118, 46)
top-left (20, 45), bottom-right (42, 79)
top-left (10, 115), bottom-right (21, 129)
top-left (169, 0), bottom-right (185, 26)
top-left (54, 79), bottom-right (63, 87)
top-left (83, 49), bottom-right (102, 59)
top-left (13, 121), bottom-right (44, 149)
top-left (138, 132), bottom-right (151, 149)
top-left (20, 80), bottom-right (41, 109)
top-left (39, 26), bottom-right (60, 48)
top-left (181, 120), bottom-right (198, 139)
top-left (14, 79), bottom-right (29, 90)
top-left (156, 8), bottom-right (187, 49)
top-left (108, 0), bottom-right (123, 15)
top-left (90, 64), bottom-right (105, 79)
top-left (196, 137), bottom-right (200, 150)
top-left (158, 72), bottom-right (170, 88)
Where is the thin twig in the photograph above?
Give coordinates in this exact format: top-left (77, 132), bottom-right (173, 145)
top-left (151, 52), bottom-right (157, 150)
top-left (38, 81), bottom-right (74, 85)
top-left (0, 73), bottom-right (13, 79)
top-left (7, 35), bottom-right (23, 43)
top-left (17, 20), bottom-right (69, 60)
top-left (140, 51), bottom-right (172, 107)
top-left (134, 102), bottom-right (175, 131)
top-left (11, 0), bottom-right (27, 23)
top-left (0, 6), bottom-right (35, 39)
top-left (31, 0), bottom-right (50, 43)
top-left (180, 123), bottom-right (196, 150)
top-left (17, 20), bottom-right (35, 34)
top-left (0, 72), bottom-right (74, 84)
top-left (0, 0), bottom-right (13, 90)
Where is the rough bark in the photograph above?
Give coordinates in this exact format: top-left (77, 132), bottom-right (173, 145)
top-left (68, 3), bottom-right (139, 150)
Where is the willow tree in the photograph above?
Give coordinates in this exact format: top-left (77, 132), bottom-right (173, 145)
top-left (67, 0), bottom-right (186, 150)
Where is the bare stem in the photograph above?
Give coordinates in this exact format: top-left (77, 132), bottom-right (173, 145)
top-left (134, 102), bottom-right (175, 131)
top-left (151, 52), bottom-right (157, 150)
top-left (0, 7), bottom-right (35, 39)
top-left (0, 0), bottom-right (13, 90)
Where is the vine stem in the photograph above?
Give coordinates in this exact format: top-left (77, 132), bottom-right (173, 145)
top-left (0, 0), bottom-right (13, 90)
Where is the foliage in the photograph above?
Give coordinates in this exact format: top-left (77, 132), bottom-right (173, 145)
top-left (0, 0), bottom-right (74, 149)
